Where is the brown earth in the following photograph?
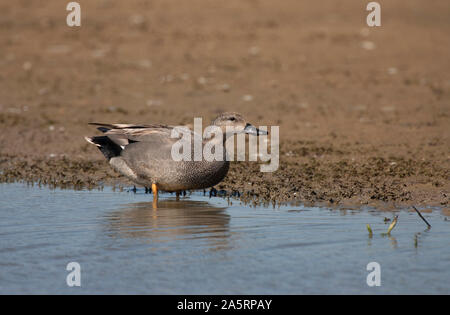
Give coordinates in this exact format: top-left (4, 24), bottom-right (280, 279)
top-left (0, 0), bottom-right (449, 208)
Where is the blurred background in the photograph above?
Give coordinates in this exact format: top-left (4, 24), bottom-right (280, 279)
top-left (0, 0), bottom-right (449, 205)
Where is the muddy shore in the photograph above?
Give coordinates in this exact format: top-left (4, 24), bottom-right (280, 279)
top-left (0, 1), bottom-right (449, 208)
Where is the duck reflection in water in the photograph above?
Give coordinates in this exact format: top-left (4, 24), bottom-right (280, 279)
top-left (105, 197), bottom-right (232, 251)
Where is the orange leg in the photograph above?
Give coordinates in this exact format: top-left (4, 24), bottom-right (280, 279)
top-left (152, 183), bottom-right (158, 208)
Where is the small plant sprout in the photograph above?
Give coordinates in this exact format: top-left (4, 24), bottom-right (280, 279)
top-left (366, 224), bottom-right (373, 237)
top-left (386, 215), bottom-right (398, 235)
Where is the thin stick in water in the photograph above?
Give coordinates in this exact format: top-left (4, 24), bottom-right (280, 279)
top-left (412, 206), bottom-right (431, 229)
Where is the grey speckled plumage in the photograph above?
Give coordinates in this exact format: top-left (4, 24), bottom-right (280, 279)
top-left (85, 112), bottom-right (266, 193)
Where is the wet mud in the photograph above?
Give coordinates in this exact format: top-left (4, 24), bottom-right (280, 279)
top-left (0, 0), bottom-right (449, 208)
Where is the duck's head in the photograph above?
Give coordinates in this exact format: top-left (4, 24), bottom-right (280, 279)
top-left (212, 112), bottom-right (268, 136)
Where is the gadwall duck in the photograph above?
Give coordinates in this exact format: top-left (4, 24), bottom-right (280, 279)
top-left (85, 112), bottom-right (267, 203)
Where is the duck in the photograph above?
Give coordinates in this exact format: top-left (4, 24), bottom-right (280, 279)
top-left (85, 112), bottom-right (267, 204)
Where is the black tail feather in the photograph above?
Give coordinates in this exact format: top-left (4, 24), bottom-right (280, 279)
top-left (97, 127), bottom-right (110, 133)
top-left (85, 136), bottom-right (122, 160)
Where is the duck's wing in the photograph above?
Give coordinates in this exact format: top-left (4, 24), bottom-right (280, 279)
top-left (88, 123), bottom-right (197, 148)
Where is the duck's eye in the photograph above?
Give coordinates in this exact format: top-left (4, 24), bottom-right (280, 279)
top-left (229, 117), bottom-right (236, 121)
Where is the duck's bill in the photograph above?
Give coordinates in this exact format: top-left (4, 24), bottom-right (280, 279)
top-left (244, 123), bottom-right (268, 136)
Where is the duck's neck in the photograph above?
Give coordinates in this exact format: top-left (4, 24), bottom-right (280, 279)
top-left (203, 132), bottom-right (232, 161)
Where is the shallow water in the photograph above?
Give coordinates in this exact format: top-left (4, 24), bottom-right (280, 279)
top-left (0, 183), bottom-right (448, 294)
